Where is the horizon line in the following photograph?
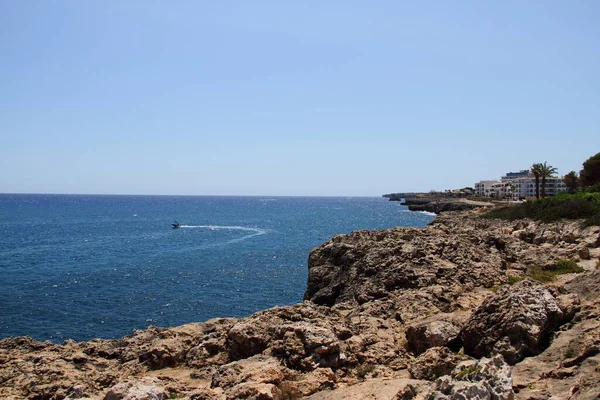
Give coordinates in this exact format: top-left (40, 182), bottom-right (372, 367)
top-left (0, 192), bottom-right (388, 198)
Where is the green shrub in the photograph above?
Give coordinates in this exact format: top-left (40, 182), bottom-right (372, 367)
top-left (582, 183), bottom-right (600, 193)
top-left (526, 260), bottom-right (584, 282)
top-left (551, 260), bottom-right (584, 273)
top-left (484, 193), bottom-right (600, 226)
top-left (583, 212), bottom-right (600, 227)
top-left (507, 275), bottom-right (526, 284)
top-left (527, 267), bottom-right (556, 282)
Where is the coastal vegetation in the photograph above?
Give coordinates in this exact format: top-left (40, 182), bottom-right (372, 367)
top-left (527, 260), bottom-right (584, 282)
top-left (579, 152), bottom-right (600, 187)
top-left (485, 192), bottom-right (600, 225)
top-left (486, 152), bottom-right (600, 226)
top-left (507, 260), bottom-right (583, 284)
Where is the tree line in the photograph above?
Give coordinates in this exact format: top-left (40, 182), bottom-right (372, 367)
top-left (561, 152), bottom-right (600, 193)
top-left (529, 152), bottom-right (600, 199)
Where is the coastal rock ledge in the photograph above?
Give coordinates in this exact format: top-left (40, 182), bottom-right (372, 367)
top-left (2, 211), bottom-right (600, 399)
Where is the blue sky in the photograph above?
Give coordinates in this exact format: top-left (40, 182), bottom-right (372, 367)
top-left (1, 1), bottom-right (598, 196)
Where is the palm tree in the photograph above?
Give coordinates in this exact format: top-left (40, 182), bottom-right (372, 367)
top-left (531, 163), bottom-right (543, 199)
top-left (539, 162), bottom-right (558, 198)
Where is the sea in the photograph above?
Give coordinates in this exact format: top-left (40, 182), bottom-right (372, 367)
top-left (0, 194), bottom-right (434, 343)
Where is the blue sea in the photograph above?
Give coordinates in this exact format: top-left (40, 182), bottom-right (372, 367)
top-left (0, 194), bottom-right (434, 342)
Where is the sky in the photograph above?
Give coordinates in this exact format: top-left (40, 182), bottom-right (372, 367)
top-left (1, 1), bottom-right (599, 196)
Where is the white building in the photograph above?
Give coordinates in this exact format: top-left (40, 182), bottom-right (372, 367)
top-left (512, 177), bottom-right (567, 199)
top-left (489, 181), bottom-right (514, 198)
top-left (474, 180), bottom-right (502, 197)
top-left (475, 175), bottom-right (567, 199)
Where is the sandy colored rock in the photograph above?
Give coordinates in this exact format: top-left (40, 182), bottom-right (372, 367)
top-left (405, 314), bottom-right (461, 355)
top-left (409, 347), bottom-right (469, 381)
top-left (428, 355), bottom-right (514, 400)
top-left (461, 279), bottom-right (563, 365)
top-left (105, 378), bottom-right (167, 400)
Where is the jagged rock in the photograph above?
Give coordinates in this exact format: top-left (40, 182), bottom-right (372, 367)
top-left (512, 269), bottom-right (600, 399)
top-left (69, 385), bottom-right (87, 398)
top-left (270, 322), bottom-right (343, 370)
top-left (223, 382), bottom-right (280, 400)
top-left (555, 293), bottom-right (580, 322)
top-left (305, 224), bottom-right (506, 307)
top-left (405, 314), bottom-right (461, 355)
top-left (282, 368), bottom-right (337, 397)
top-left (227, 319), bottom-right (270, 360)
top-left (105, 378), bottom-right (167, 400)
top-left (226, 303), bottom-right (348, 371)
top-left (409, 347), bottom-right (469, 381)
top-left (210, 355), bottom-right (286, 389)
top-left (428, 378), bottom-right (490, 400)
top-left (427, 355), bottom-right (514, 400)
top-left (185, 318), bottom-right (238, 368)
top-left (186, 387), bottom-right (221, 400)
top-left (461, 280), bottom-right (563, 364)
top-left (576, 243), bottom-right (591, 260)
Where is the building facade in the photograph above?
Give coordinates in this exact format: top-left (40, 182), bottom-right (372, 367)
top-left (512, 177), bottom-right (567, 199)
top-left (475, 175), bottom-right (567, 199)
top-left (474, 180), bottom-right (502, 196)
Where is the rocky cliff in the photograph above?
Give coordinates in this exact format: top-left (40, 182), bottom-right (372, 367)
top-left (384, 193), bottom-right (491, 214)
top-left (1, 211), bottom-right (600, 400)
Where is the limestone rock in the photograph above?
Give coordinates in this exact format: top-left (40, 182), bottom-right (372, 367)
top-left (576, 243), bottom-right (591, 260)
top-left (305, 223), bottom-right (506, 307)
top-left (461, 280), bottom-right (563, 364)
top-left (409, 347), bottom-right (469, 381)
top-left (105, 378), bottom-right (167, 400)
top-left (210, 355), bottom-right (286, 390)
top-left (226, 303), bottom-right (348, 371)
top-left (427, 355), bottom-right (514, 400)
top-left (405, 314), bottom-right (461, 355)
top-left (512, 269), bottom-right (600, 400)
top-left (186, 388), bottom-right (221, 400)
top-left (223, 382), bottom-right (280, 400)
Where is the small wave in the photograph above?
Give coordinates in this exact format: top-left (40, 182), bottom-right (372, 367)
top-left (398, 210), bottom-right (437, 217)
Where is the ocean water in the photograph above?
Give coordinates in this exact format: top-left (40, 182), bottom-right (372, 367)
top-left (0, 194), bottom-right (434, 342)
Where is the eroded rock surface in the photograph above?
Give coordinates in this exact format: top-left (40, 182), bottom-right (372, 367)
top-left (461, 279), bottom-right (563, 365)
top-left (427, 355), bottom-right (514, 400)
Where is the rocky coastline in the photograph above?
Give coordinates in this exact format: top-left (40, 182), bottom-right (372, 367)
top-left (383, 193), bottom-right (491, 214)
top-left (1, 210), bottom-right (600, 399)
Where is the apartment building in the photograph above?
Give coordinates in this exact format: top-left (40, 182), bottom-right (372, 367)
top-left (474, 180), bottom-right (502, 196)
top-left (511, 177), bottom-right (567, 199)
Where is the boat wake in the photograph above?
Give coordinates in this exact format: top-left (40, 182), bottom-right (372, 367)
top-left (179, 225), bottom-right (268, 246)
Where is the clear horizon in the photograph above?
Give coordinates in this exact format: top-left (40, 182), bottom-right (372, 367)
top-left (0, 192), bottom-right (384, 198)
top-left (1, 1), bottom-right (599, 196)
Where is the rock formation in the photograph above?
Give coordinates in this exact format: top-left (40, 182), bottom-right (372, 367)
top-left (1, 210), bottom-right (599, 399)
top-left (461, 279), bottom-right (564, 365)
